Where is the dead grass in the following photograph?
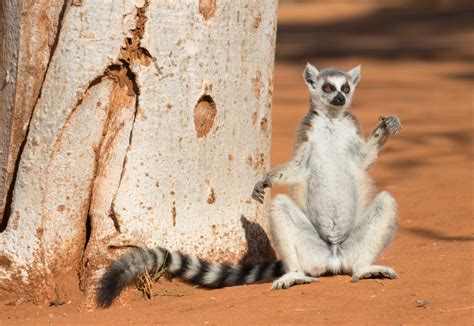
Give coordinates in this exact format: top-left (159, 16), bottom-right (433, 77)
top-left (136, 268), bottom-right (167, 300)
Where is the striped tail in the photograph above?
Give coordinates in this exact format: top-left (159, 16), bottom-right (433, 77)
top-left (97, 246), bottom-right (284, 308)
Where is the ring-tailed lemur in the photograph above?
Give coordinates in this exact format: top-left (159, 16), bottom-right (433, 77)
top-left (97, 63), bottom-right (401, 308)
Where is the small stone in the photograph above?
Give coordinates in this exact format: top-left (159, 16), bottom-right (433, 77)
top-left (49, 299), bottom-right (65, 307)
top-left (415, 299), bottom-right (428, 308)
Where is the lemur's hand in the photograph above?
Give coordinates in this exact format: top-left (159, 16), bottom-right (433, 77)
top-left (252, 177), bottom-right (272, 204)
top-left (379, 115), bottom-right (402, 135)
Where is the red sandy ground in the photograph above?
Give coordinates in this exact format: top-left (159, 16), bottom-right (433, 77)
top-left (1, 1), bottom-right (472, 324)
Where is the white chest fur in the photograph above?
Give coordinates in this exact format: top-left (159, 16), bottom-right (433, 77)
top-left (308, 113), bottom-right (357, 151)
top-left (303, 113), bottom-right (363, 244)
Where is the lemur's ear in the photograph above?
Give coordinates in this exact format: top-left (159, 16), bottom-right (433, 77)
top-left (347, 65), bottom-right (361, 85)
top-left (303, 63), bottom-right (319, 90)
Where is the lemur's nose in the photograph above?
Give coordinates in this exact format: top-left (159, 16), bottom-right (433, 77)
top-left (332, 92), bottom-right (346, 106)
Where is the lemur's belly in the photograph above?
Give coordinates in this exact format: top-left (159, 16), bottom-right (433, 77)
top-left (302, 113), bottom-right (364, 244)
top-left (305, 145), bottom-right (360, 244)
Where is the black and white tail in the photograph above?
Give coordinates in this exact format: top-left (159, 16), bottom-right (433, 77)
top-left (97, 246), bottom-right (284, 308)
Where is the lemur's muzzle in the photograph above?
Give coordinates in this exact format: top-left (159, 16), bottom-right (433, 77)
top-left (331, 92), bottom-right (346, 106)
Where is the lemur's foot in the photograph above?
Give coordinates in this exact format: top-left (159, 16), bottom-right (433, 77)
top-left (351, 265), bottom-right (398, 282)
top-left (271, 272), bottom-right (318, 290)
top-left (379, 115), bottom-right (402, 135)
top-left (251, 178), bottom-right (271, 204)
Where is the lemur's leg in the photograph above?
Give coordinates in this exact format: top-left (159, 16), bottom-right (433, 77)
top-left (363, 116), bottom-right (401, 166)
top-left (341, 191), bottom-right (398, 282)
top-left (269, 194), bottom-right (330, 290)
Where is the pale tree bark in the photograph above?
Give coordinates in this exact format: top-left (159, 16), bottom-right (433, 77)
top-left (0, 0), bottom-right (278, 304)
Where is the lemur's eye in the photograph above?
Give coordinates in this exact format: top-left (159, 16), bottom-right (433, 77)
top-left (342, 84), bottom-right (350, 94)
top-left (322, 84), bottom-right (333, 93)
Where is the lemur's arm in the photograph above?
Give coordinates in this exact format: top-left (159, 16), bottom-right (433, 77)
top-left (363, 115), bottom-right (401, 167)
top-left (252, 143), bottom-right (309, 203)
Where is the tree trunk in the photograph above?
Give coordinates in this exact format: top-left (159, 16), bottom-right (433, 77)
top-left (0, 0), bottom-right (278, 304)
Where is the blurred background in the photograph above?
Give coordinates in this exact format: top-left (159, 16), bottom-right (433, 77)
top-left (270, 0), bottom-right (473, 320)
top-left (272, 0), bottom-right (473, 187)
top-left (277, 0), bottom-right (472, 62)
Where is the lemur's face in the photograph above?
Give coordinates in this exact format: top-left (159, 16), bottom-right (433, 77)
top-left (303, 64), bottom-right (361, 113)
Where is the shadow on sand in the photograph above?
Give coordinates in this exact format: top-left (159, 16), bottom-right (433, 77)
top-left (401, 226), bottom-right (474, 241)
top-left (277, 3), bottom-right (474, 65)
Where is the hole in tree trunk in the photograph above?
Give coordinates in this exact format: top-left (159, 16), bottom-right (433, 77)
top-left (194, 95), bottom-right (217, 138)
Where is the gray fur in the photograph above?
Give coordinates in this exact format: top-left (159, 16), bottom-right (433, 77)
top-left (252, 63), bottom-right (402, 290)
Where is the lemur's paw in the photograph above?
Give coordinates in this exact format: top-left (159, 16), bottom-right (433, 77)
top-left (252, 180), bottom-right (269, 204)
top-left (380, 115), bottom-right (402, 135)
top-left (351, 265), bottom-right (398, 282)
top-left (270, 272), bottom-right (318, 290)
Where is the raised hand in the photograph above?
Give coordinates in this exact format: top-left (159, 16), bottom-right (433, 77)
top-left (379, 115), bottom-right (402, 135)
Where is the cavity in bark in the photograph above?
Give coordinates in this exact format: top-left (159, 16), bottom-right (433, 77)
top-left (194, 95), bottom-right (217, 138)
